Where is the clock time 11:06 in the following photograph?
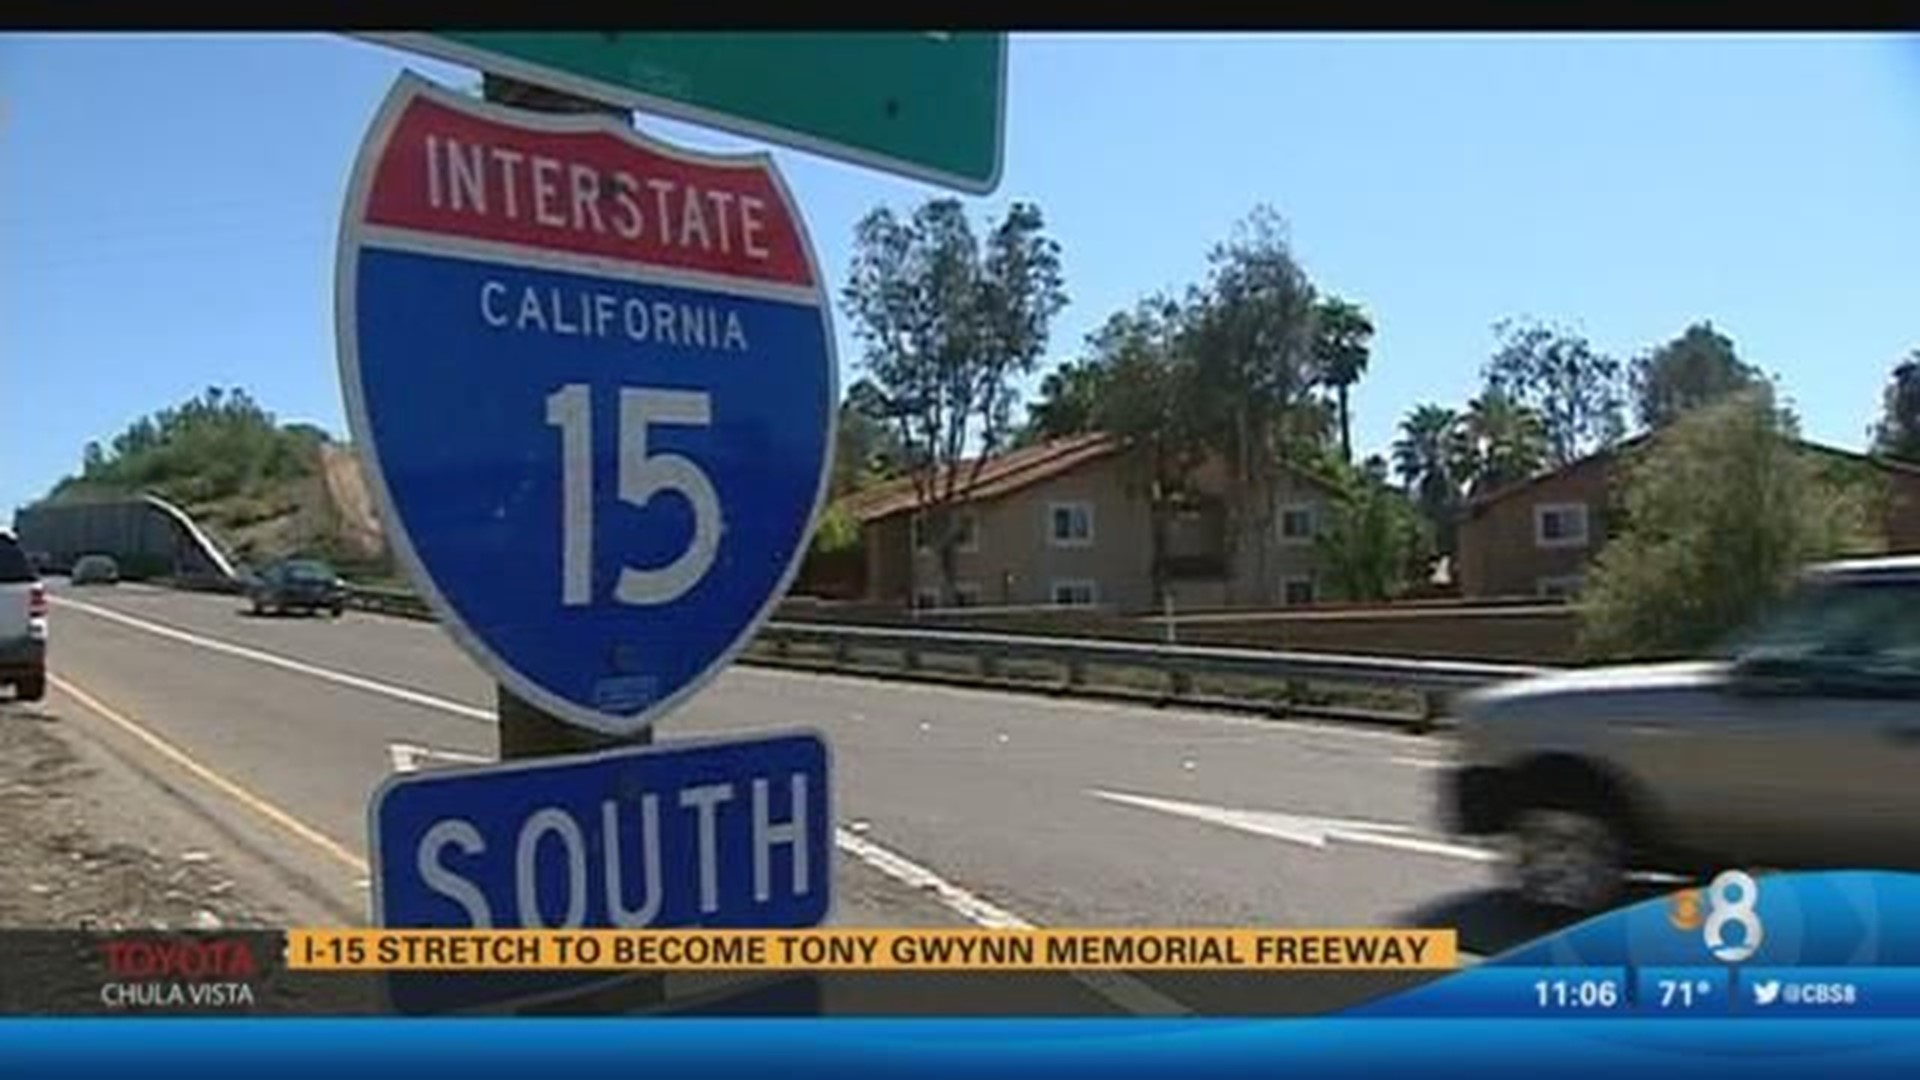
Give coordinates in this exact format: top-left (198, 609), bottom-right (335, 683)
top-left (1534, 979), bottom-right (1620, 1009)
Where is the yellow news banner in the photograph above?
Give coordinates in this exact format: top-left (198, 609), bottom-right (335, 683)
top-left (286, 928), bottom-right (1456, 973)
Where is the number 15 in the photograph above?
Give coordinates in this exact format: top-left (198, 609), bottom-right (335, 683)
top-left (544, 383), bottom-right (723, 607)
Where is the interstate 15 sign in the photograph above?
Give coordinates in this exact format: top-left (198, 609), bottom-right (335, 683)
top-left (336, 74), bottom-right (835, 736)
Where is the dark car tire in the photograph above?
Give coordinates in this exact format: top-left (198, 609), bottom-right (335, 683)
top-left (1504, 778), bottom-right (1629, 914)
top-left (14, 672), bottom-right (46, 703)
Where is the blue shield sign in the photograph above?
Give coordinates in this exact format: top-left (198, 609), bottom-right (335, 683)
top-left (336, 74), bottom-right (835, 736)
top-left (369, 731), bottom-right (831, 1014)
top-left (370, 732), bottom-right (831, 931)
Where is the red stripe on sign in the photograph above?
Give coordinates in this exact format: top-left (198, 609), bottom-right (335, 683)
top-left (363, 96), bottom-right (814, 288)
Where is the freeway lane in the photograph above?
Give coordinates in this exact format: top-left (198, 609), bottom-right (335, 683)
top-left (41, 585), bottom-right (970, 935)
top-left (41, 584), bottom-right (1557, 961)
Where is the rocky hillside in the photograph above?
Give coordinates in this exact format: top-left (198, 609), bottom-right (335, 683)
top-left (209, 443), bottom-right (387, 573)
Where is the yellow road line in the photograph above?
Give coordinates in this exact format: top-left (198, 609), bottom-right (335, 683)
top-left (48, 672), bottom-right (370, 877)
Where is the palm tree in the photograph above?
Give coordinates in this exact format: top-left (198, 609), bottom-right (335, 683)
top-left (1393, 405), bottom-right (1460, 508)
top-left (1018, 361), bottom-right (1106, 447)
top-left (1313, 297), bottom-right (1375, 464)
top-left (1455, 390), bottom-right (1549, 496)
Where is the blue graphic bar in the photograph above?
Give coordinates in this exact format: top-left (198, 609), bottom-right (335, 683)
top-left (1357, 965), bottom-right (1630, 1017)
top-left (1733, 968), bottom-right (1920, 1018)
top-left (1634, 967), bottom-right (1734, 1016)
top-left (15, 1019), bottom-right (1920, 1080)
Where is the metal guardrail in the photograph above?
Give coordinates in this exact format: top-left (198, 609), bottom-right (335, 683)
top-left (753, 621), bottom-right (1546, 730)
top-left (342, 583), bottom-right (433, 619)
top-left (758, 621), bottom-right (1545, 689)
top-left (334, 582), bottom-right (1550, 730)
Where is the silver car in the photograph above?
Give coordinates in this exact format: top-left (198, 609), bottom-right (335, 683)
top-left (0, 531), bottom-right (47, 702)
top-left (1445, 555), bottom-right (1920, 912)
top-left (71, 553), bottom-right (120, 586)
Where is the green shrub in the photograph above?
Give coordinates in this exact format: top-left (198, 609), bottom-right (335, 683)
top-left (810, 503), bottom-right (864, 555)
top-left (1315, 463), bottom-right (1433, 602)
top-left (1578, 389), bottom-right (1883, 661)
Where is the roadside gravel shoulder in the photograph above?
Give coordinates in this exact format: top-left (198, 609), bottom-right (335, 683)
top-left (0, 694), bottom-right (338, 930)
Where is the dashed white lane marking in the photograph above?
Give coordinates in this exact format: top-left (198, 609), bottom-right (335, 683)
top-left (387, 741), bottom-right (493, 773)
top-left (66, 593), bottom-right (1189, 1014)
top-left (1091, 788), bottom-right (1500, 864)
top-left (830, 828), bottom-right (1033, 931)
top-left (830, 829), bottom-right (1187, 1015)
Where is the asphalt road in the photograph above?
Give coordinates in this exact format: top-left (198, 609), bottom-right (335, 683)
top-left (27, 581), bottom-right (1596, 1010)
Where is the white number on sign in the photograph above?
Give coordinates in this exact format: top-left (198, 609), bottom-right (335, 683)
top-left (543, 384), bottom-right (723, 608)
top-left (544, 384), bottom-right (595, 606)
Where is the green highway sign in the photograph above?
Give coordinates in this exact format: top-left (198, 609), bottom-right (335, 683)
top-left (362, 32), bottom-right (1007, 194)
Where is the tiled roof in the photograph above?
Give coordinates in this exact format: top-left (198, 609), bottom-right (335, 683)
top-left (1462, 435), bottom-right (1652, 511)
top-left (1466, 433), bottom-right (1920, 511)
top-left (840, 432), bottom-right (1128, 523)
top-left (835, 431), bottom-right (1352, 524)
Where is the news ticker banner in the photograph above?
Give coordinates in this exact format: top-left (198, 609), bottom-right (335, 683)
top-left (0, 928), bottom-right (1442, 1017)
top-left (284, 928), bottom-right (1456, 972)
top-left (10, 871), bottom-right (1920, 1018)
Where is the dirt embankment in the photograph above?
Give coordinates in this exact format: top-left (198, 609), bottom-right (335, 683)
top-left (194, 444), bottom-right (388, 570)
top-left (317, 443), bottom-right (385, 559)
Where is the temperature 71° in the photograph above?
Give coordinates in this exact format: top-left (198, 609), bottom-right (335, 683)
top-left (1658, 978), bottom-right (1715, 1008)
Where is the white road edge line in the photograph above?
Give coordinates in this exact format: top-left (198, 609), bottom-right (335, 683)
top-left (53, 596), bottom-right (494, 721)
top-left (64, 592), bottom-right (1189, 1015)
top-left (144, 584), bottom-right (1438, 750)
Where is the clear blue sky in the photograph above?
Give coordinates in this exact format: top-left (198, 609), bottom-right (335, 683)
top-left (6, 33), bottom-right (1920, 518)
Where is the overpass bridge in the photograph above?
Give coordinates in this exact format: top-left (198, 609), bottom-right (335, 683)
top-left (12, 493), bottom-right (239, 585)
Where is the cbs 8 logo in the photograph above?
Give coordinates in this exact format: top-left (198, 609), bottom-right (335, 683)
top-left (1671, 870), bottom-right (1764, 962)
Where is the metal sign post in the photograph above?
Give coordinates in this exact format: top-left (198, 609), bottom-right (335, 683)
top-left (477, 73), bottom-right (649, 766)
top-left (488, 74), bottom-right (652, 1015)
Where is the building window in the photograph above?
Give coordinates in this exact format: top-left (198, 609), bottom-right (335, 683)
top-left (1282, 576), bottom-right (1317, 606)
top-left (1050, 579), bottom-right (1098, 607)
top-left (1278, 502), bottom-right (1318, 545)
top-left (1534, 502), bottom-right (1591, 549)
top-left (1537, 574), bottom-right (1585, 600)
top-left (952, 581), bottom-right (982, 607)
top-left (1048, 501), bottom-right (1095, 548)
top-left (913, 587), bottom-right (940, 610)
